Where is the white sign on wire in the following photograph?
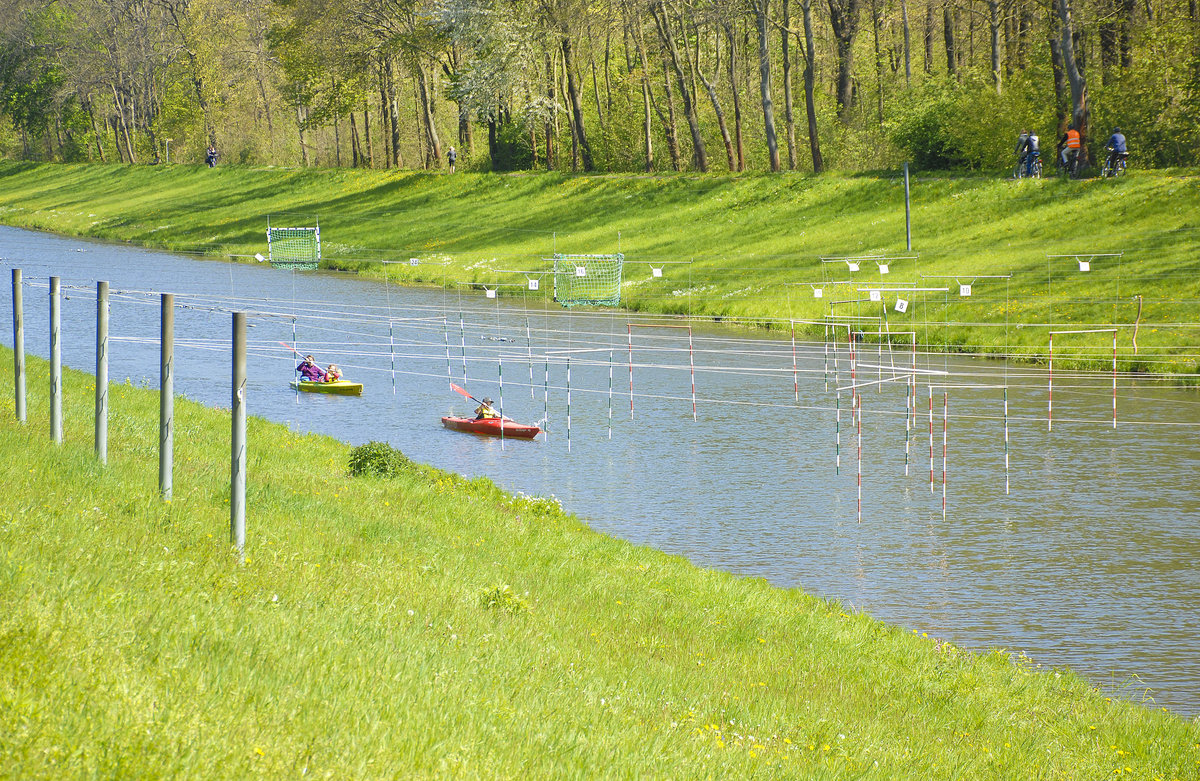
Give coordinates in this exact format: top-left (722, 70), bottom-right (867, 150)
top-left (895, 298), bottom-right (909, 313)
top-left (959, 284), bottom-right (973, 297)
top-left (869, 289), bottom-right (882, 302)
top-left (528, 278), bottom-right (539, 291)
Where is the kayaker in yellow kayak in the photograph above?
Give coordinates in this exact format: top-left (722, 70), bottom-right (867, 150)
top-left (297, 355), bottom-right (326, 381)
top-left (474, 397), bottom-right (500, 420)
top-left (325, 364), bottom-right (343, 382)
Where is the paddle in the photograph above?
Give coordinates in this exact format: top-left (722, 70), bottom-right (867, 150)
top-left (449, 382), bottom-right (483, 405)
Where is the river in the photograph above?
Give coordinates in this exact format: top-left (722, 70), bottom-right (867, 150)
top-left (2, 225), bottom-right (1198, 715)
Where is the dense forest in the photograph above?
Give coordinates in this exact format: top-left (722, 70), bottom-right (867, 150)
top-left (0, 0), bottom-right (1196, 173)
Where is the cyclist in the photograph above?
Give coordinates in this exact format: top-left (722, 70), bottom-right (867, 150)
top-left (1014, 129), bottom-right (1030, 177)
top-left (1104, 127), bottom-right (1128, 175)
top-left (1022, 131), bottom-right (1041, 177)
top-left (1058, 124), bottom-right (1081, 176)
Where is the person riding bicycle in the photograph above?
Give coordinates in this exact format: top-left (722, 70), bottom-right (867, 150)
top-left (1014, 129), bottom-right (1030, 176)
top-left (1105, 127), bottom-right (1128, 172)
top-left (1022, 131), bottom-right (1041, 177)
top-left (1058, 124), bottom-right (1081, 175)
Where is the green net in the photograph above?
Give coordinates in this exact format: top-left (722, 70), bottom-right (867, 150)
top-left (267, 227), bottom-right (320, 270)
top-left (552, 253), bottom-right (624, 307)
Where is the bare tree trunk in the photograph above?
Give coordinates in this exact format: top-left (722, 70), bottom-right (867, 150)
top-left (86, 98), bottom-right (106, 162)
top-left (695, 23), bottom-right (736, 171)
top-left (545, 52), bottom-right (557, 170)
top-left (829, 0), bottom-right (861, 121)
top-left (296, 103), bottom-right (309, 166)
top-left (924, 0), bottom-right (935, 73)
top-left (660, 61), bottom-right (684, 171)
top-left (800, 0), bottom-right (825, 172)
top-left (1049, 26), bottom-right (1068, 133)
top-left (363, 106), bottom-right (374, 167)
top-left (387, 60), bottom-right (402, 168)
top-left (627, 3), bottom-right (658, 172)
top-left (988, 0), bottom-right (1002, 94)
top-left (416, 62), bottom-right (443, 166)
top-left (899, 0), bottom-right (912, 84)
top-left (349, 111), bottom-right (361, 166)
top-left (561, 34), bottom-right (595, 171)
top-left (943, 1), bottom-right (958, 78)
top-left (724, 22), bottom-right (746, 171)
top-left (782, 0), bottom-right (798, 169)
top-left (111, 84), bottom-right (136, 163)
top-left (1056, 0), bottom-right (1089, 165)
top-left (871, 0), bottom-right (884, 125)
top-left (753, 0), bottom-right (781, 170)
top-left (378, 70), bottom-right (391, 168)
top-left (651, 0), bottom-right (708, 171)
top-left (586, 13), bottom-right (606, 132)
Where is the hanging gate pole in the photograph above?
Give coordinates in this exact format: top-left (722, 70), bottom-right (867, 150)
top-left (159, 293), bottom-right (174, 500)
top-left (96, 281), bottom-right (109, 463)
top-left (11, 269), bottom-right (25, 423)
top-left (49, 276), bottom-right (62, 444)
top-left (231, 312), bottom-right (247, 562)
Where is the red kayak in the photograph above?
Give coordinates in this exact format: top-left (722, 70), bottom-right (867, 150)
top-left (441, 416), bottom-right (541, 439)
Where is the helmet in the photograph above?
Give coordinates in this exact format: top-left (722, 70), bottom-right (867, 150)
top-left (1113, 127), bottom-right (1121, 134)
top-left (483, 398), bottom-right (493, 404)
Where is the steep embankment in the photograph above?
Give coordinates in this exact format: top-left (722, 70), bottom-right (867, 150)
top-left (1, 161), bottom-right (1199, 369)
top-left (2, 347), bottom-right (1198, 777)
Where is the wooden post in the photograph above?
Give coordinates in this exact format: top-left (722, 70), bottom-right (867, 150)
top-left (159, 293), bottom-right (174, 500)
top-left (49, 276), bottom-right (61, 443)
top-left (95, 281), bottom-right (109, 463)
top-left (11, 269), bottom-right (25, 423)
top-left (231, 312), bottom-right (247, 561)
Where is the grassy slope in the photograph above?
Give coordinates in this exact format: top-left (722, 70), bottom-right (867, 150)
top-left (2, 161), bottom-right (1200, 370)
top-left (2, 353), bottom-right (1200, 778)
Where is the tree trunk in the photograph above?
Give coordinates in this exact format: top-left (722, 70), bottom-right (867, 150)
top-left (924, 0), bottom-right (935, 73)
top-left (754, 0), bottom-right (781, 170)
top-left (988, 0), bottom-right (1002, 94)
top-left (629, 6), bottom-right (658, 172)
top-left (416, 62), bottom-right (443, 166)
top-left (363, 106), bottom-right (374, 167)
top-left (1049, 24), bottom-right (1068, 133)
top-left (871, 0), bottom-right (884, 125)
top-left (296, 103), bottom-right (309, 166)
top-left (1056, 0), bottom-right (1089, 166)
top-left (899, 0), bottom-right (912, 84)
top-left (828, 0), bottom-right (861, 122)
top-left (85, 98), bottom-right (106, 162)
top-left (349, 111), bottom-right (361, 167)
top-left (378, 70), bottom-right (391, 168)
top-left (111, 84), bottom-right (136, 164)
top-left (782, 0), bottom-right (798, 169)
top-left (651, 0), bottom-right (707, 171)
top-left (800, 0), bottom-right (825, 172)
top-left (586, 14), bottom-right (606, 132)
top-left (695, 23), bottom-right (736, 171)
top-left (724, 22), bottom-right (746, 171)
top-left (661, 61), bottom-right (684, 171)
top-left (561, 35), bottom-right (595, 171)
top-left (943, 2), bottom-right (957, 79)
top-left (388, 60), bottom-right (402, 168)
top-left (545, 52), bottom-right (557, 170)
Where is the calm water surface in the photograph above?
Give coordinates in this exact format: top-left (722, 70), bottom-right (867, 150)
top-left (3, 226), bottom-right (1198, 715)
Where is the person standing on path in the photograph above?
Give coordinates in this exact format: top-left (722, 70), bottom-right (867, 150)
top-left (447, 146), bottom-right (456, 173)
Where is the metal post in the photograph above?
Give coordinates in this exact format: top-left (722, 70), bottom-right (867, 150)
top-left (231, 312), bottom-right (247, 561)
top-left (904, 163), bottom-right (912, 251)
top-left (159, 293), bottom-right (174, 500)
top-left (11, 269), bottom-right (25, 423)
top-left (49, 276), bottom-right (62, 443)
top-left (95, 281), bottom-right (109, 463)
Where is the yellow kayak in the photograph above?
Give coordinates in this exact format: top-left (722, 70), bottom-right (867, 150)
top-left (290, 379), bottom-right (363, 396)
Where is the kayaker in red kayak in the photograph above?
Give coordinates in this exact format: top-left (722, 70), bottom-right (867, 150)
top-left (474, 397), bottom-right (500, 420)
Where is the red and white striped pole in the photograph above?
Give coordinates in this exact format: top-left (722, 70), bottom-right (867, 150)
top-left (928, 385), bottom-right (935, 495)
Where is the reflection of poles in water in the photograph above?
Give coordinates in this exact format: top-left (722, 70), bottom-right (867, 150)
top-left (929, 386), bottom-right (934, 495)
top-left (442, 317), bottom-right (452, 387)
top-left (942, 391), bottom-right (948, 520)
top-left (543, 356), bottom-right (550, 442)
top-left (1004, 387), bottom-right (1010, 495)
top-left (834, 352), bottom-right (841, 476)
top-left (527, 318), bottom-right (534, 401)
top-left (856, 391), bottom-right (862, 523)
top-left (607, 349), bottom-right (613, 440)
top-left (459, 315), bottom-right (468, 383)
top-left (498, 353), bottom-right (505, 450)
top-left (792, 321), bottom-right (799, 402)
top-left (627, 324), bottom-right (634, 420)
top-left (566, 357), bottom-right (572, 453)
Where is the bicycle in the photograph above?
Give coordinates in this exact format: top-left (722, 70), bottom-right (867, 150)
top-left (1101, 150), bottom-right (1128, 178)
top-left (1026, 155), bottom-right (1043, 179)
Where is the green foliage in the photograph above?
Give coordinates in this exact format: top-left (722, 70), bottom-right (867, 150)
top-left (347, 440), bottom-right (410, 477)
top-left (478, 584), bottom-right (531, 614)
top-left (887, 81), bottom-right (969, 169)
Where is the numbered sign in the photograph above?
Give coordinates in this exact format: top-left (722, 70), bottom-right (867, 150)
top-left (847, 262), bottom-right (860, 272)
top-left (879, 263), bottom-right (890, 275)
top-left (959, 284), bottom-right (973, 297)
top-left (1078, 259), bottom-right (1091, 271)
top-left (869, 289), bottom-right (882, 302)
top-left (895, 298), bottom-right (909, 313)
top-left (652, 267), bottom-right (663, 278)
top-left (485, 288), bottom-right (496, 299)
top-left (409, 258), bottom-right (419, 266)
top-left (813, 287), bottom-right (824, 299)
top-left (528, 278), bottom-right (539, 291)
top-left (575, 266), bottom-right (587, 277)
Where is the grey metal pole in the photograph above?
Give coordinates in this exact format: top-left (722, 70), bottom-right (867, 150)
top-left (49, 276), bottom-right (61, 443)
top-left (231, 312), bottom-right (246, 561)
top-left (11, 269), bottom-right (25, 423)
top-left (904, 162), bottom-right (912, 252)
top-left (159, 293), bottom-right (173, 500)
top-left (95, 281), bottom-right (109, 463)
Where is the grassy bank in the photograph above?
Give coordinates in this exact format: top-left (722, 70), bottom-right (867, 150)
top-left (2, 350), bottom-right (1199, 778)
top-left (1, 161), bottom-right (1200, 372)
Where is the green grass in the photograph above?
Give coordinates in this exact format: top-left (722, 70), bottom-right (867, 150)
top-left (3, 352), bottom-right (1200, 777)
top-left (2, 161), bottom-right (1200, 372)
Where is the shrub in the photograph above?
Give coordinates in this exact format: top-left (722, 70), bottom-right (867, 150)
top-left (348, 441), bottom-right (410, 477)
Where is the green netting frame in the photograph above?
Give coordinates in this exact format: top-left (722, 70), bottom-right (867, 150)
top-left (267, 226), bottom-right (321, 271)
top-left (552, 253), bottom-right (624, 308)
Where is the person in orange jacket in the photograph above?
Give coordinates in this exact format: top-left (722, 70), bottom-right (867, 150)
top-left (1058, 124), bottom-right (1081, 175)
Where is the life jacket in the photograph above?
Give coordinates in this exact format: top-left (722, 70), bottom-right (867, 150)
top-left (1066, 129), bottom-right (1081, 149)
